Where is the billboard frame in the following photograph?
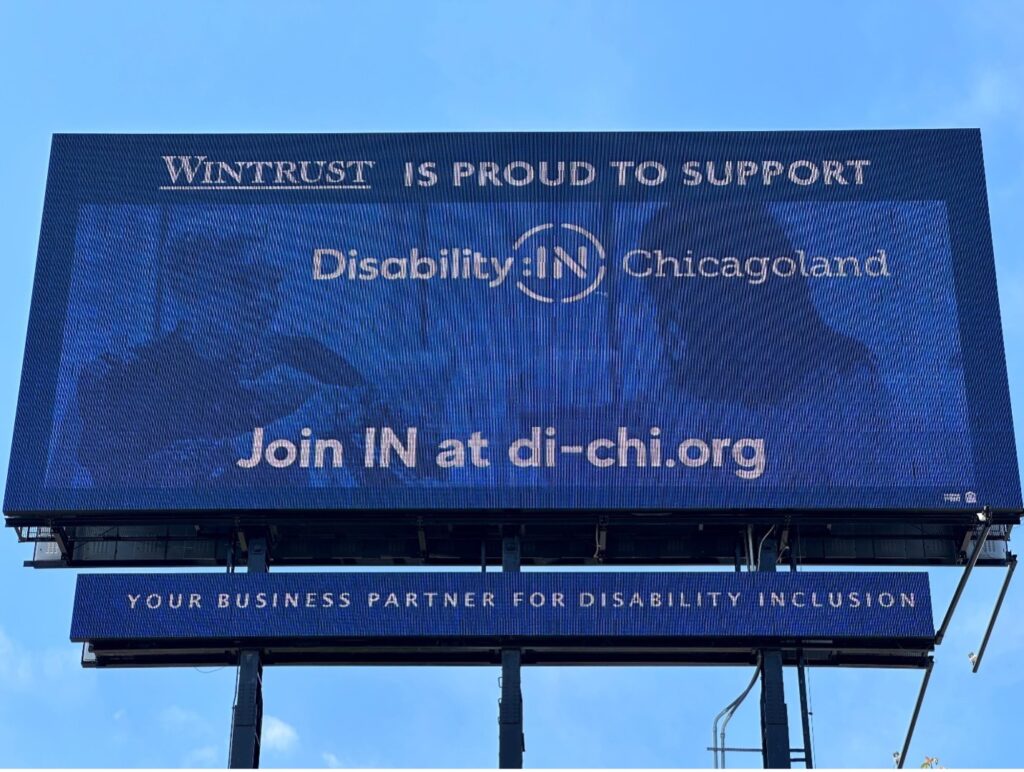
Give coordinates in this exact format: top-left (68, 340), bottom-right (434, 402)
top-left (5, 129), bottom-right (1023, 535)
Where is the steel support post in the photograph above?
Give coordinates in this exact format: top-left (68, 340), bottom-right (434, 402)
top-left (499, 535), bottom-right (524, 769)
top-left (758, 537), bottom-right (791, 769)
top-left (796, 651), bottom-right (813, 769)
top-left (229, 650), bottom-right (264, 769)
top-left (229, 537), bottom-right (268, 769)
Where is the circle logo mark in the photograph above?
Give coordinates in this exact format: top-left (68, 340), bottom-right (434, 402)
top-left (513, 223), bottom-right (606, 304)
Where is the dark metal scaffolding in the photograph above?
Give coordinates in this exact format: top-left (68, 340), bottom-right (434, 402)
top-left (62, 524), bottom-right (1013, 769)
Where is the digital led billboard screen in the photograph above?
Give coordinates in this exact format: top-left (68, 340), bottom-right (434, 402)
top-left (4, 131), bottom-right (1021, 519)
top-left (71, 571), bottom-right (935, 643)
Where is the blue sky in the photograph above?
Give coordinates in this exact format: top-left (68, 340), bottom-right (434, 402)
top-left (1, 0), bottom-right (1023, 767)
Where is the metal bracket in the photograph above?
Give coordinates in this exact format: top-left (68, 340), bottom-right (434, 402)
top-left (502, 535), bottom-right (521, 573)
top-left (417, 518), bottom-right (428, 560)
top-left (51, 526), bottom-right (72, 564)
top-left (246, 536), bottom-right (268, 573)
top-left (593, 521), bottom-right (608, 561)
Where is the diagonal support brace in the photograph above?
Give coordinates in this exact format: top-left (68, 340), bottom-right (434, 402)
top-left (897, 657), bottom-right (934, 769)
top-left (971, 552), bottom-right (1017, 673)
top-left (934, 515), bottom-right (992, 645)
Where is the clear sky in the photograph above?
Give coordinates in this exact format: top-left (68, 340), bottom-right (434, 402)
top-left (1, 1), bottom-right (1023, 768)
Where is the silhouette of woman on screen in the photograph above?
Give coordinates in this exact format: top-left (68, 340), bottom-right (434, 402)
top-left (635, 202), bottom-right (891, 487)
top-left (640, 202), bottom-right (878, 406)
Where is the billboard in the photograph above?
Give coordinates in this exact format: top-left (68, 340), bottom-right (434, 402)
top-left (71, 571), bottom-right (935, 643)
top-left (5, 131), bottom-right (1021, 519)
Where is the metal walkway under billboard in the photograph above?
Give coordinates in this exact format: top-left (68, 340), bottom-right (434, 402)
top-left (14, 516), bottom-right (1016, 569)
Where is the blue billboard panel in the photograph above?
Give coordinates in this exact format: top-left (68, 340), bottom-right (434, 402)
top-left (70, 571), bottom-right (934, 642)
top-left (4, 131), bottom-right (1021, 517)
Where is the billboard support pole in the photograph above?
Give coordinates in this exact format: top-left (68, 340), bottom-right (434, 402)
top-left (499, 535), bottom-right (524, 769)
top-left (935, 513), bottom-right (992, 645)
top-left (971, 552), bottom-right (1017, 673)
top-left (796, 651), bottom-right (813, 768)
top-left (758, 535), bottom-right (792, 769)
top-left (228, 536), bottom-right (268, 769)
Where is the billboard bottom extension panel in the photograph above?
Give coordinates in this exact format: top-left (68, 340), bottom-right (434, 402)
top-left (72, 571), bottom-right (935, 645)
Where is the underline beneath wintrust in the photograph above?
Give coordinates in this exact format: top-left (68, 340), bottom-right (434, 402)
top-left (157, 184), bottom-right (372, 190)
